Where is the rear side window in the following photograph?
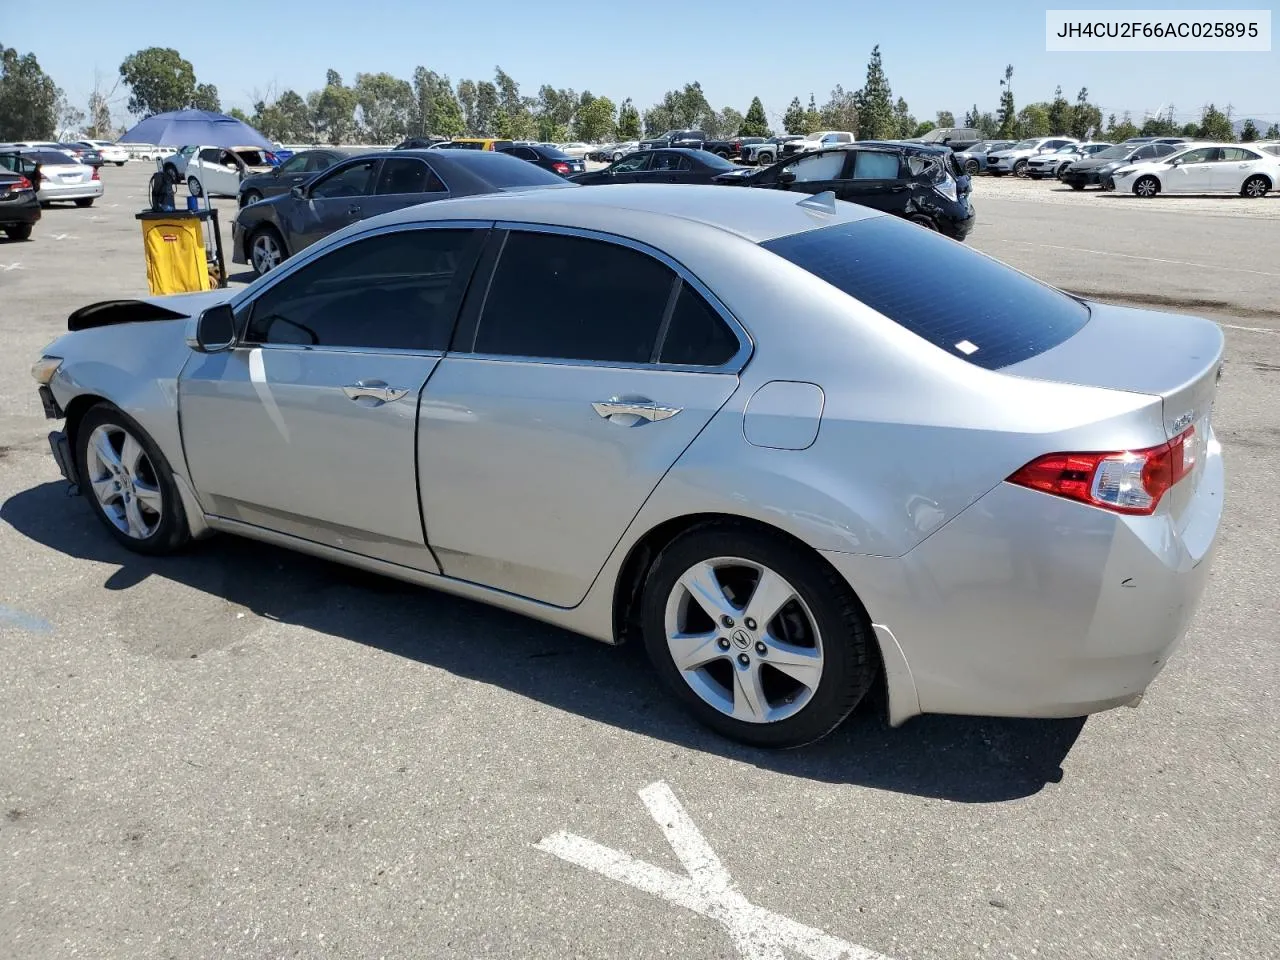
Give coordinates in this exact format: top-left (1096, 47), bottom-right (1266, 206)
top-left (852, 151), bottom-right (902, 179)
top-left (762, 217), bottom-right (1090, 369)
top-left (659, 284), bottom-right (740, 366)
top-left (375, 157), bottom-right (445, 194)
top-left (474, 232), bottom-right (674, 363)
top-left (24, 150), bottom-right (77, 165)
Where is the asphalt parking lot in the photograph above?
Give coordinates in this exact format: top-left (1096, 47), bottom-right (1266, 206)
top-left (1, 163), bottom-right (1277, 960)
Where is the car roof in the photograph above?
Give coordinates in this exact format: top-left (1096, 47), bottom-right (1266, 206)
top-left (368, 181), bottom-right (881, 244)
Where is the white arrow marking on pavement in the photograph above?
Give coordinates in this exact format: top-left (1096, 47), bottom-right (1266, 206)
top-left (50, 233), bottom-right (78, 241)
top-left (535, 781), bottom-right (895, 960)
top-left (0, 262), bottom-right (23, 271)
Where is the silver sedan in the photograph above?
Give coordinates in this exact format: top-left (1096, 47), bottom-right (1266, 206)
top-left (31, 184), bottom-right (1224, 748)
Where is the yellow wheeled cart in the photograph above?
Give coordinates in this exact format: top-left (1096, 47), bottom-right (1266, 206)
top-left (135, 208), bottom-right (228, 295)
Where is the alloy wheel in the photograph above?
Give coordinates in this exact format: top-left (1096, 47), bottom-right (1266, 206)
top-left (84, 424), bottom-right (164, 540)
top-left (251, 232), bottom-right (283, 274)
top-left (663, 557), bottom-right (824, 724)
top-left (1135, 177), bottom-right (1158, 197)
top-left (1243, 176), bottom-right (1268, 198)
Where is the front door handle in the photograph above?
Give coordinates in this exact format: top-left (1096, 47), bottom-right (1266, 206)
top-left (343, 379), bottom-right (407, 404)
top-left (592, 398), bottom-right (682, 422)
top-left (347, 204), bottom-right (362, 215)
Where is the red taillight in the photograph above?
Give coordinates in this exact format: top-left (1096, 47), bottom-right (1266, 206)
top-left (1007, 426), bottom-right (1197, 516)
top-left (91, 167), bottom-right (100, 181)
top-left (552, 161), bottom-right (570, 175)
top-left (13, 176), bottom-right (32, 191)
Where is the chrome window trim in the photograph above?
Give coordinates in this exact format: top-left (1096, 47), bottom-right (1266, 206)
top-left (455, 220), bottom-right (754, 374)
top-left (230, 218), bottom-right (496, 352)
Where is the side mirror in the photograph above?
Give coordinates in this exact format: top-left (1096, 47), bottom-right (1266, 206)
top-left (290, 184), bottom-right (306, 200)
top-left (186, 303), bottom-right (236, 353)
top-left (272, 167), bottom-right (281, 178)
top-left (1170, 158), bottom-right (1182, 166)
top-left (777, 170), bottom-right (797, 185)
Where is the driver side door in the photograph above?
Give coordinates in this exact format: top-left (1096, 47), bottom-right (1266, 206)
top-left (282, 156), bottom-right (381, 251)
top-left (1163, 147), bottom-right (1217, 193)
top-left (607, 152), bottom-right (652, 184)
top-left (178, 223), bottom-right (490, 569)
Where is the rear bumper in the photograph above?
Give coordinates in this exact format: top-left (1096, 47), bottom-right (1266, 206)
top-left (824, 438), bottom-right (1224, 723)
top-left (938, 200), bottom-right (976, 240)
top-left (1062, 170), bottom-right (1100, 186)
top-left (38, 181), bottom-right (103, 202)
top-left (0, 197), bottom-right (41, 225)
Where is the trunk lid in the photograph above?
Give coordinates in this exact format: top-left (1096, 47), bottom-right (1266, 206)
top-left (1003, 300), bottom-right (1223, 529)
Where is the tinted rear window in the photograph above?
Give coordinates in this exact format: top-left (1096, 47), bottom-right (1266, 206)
top-left (26, 150), bottom-right (79, 164)
top-left (449, 151), bottom-right (569, 186)
top-left (761, 217), bottom-right (1090, 369)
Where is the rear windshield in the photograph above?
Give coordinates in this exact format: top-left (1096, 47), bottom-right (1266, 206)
top-left (455, 151), bottom-right (573, 186)
top-left (25, 150), bottom-right (79, 164)
top-left (761, 217), bottom-right (1090, 369)
top-left (538, 146), bottom-right (572, 159)
top-left (698, 152), bottom-right (738, 171)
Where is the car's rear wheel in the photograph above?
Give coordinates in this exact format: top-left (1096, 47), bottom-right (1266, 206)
top-left (1013, 159), bottom-right (1029, 177)
top-left (3, 223), bottom-right (32, 240)
top-left (639, 522), bottom-right (878, 748)
top-left (1134, 175), bottom-right (1160, 198)
top-left (74, 197), bottom-right (94, 207)
top-left (249, 225), bottom-right (286, 276)
top-left (187, 176), bottom-right (203, 198)
top-left (73, 404), bottom-right (190, 555)
top-left (1241, 175), bottom-right (1270, 198)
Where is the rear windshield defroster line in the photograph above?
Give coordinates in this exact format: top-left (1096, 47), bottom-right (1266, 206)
top-left (761, 217), bottom-right (1090, 370)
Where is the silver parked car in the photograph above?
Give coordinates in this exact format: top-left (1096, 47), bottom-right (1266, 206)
top-left (31, 185), bottom-right (1224, 748)
top-left (18, 148), bottom-right (103, 206)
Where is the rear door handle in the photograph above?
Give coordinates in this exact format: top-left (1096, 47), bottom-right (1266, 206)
top-left (343, 379), bottom-right (407, 404)
top-left (592, 398), bottom-right (682, 422)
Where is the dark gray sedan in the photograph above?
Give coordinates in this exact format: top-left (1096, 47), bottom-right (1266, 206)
top-left (232, 149), bottom-right (575, 276)
top-left (237, 149), bottom-right (351, 207)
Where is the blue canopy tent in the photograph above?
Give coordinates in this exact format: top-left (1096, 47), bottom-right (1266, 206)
top-left (120, 109), bottom-right (274, 150)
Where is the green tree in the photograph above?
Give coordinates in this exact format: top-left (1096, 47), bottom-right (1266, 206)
top-left (456, 79), bottom-right (478, 134)
top-left (963, 104), bottom-right (980, 127)
top-left (1198, 103), bottom-right (1233, 141)
top-left (432, 79), bottom-right (465, 138)
top-left (1139, 106), bottom-right (1177, 137)
top-left (191, 82), bottom-right (220, 112)
top-left (802, 94), bottom-right (822, 134)
top-left (893, 97), bottom-right (916, 138)
top-left (312, 70), bottom-right (357, 144)
top-left (854, 45), bottom-right (895, 140)
top-left (996, 64), bottom-right (1016, 138)
top-left (1265, 123), bottom-right (1280, 138)
top-left (1107, 111), bottom-right (1140, 141)
top-left (354, 72), bottom-right (414, 143)
top-left (914, 120), bottom-right (936, 137)
top-left (0, 44), bottom-right (61, 140)
top-left (534, 85), bottom-right (576, 141)
top-left (820, 85), bottom-right (858, 133)
top-left (1046, 86), bottom-right (1070, 134)
top-left (782, 97), bottom-right (806, 134)
top-left (977, 112), bottom-right (998, 137)
top-left (1240, 119), bottom-right (1259, 141)
top-left (493, 67), bottom-right (534, 140)
top-left (708, 106), bottom-right (742, 140)
top-left (1179, 122), bottom-right (1200, 138)
top-left (741, 96), bottom-right (770, 136)
top-left (642, 104), bottom-right (673, 136)
top-left (1017, 102), bottom-right (1050, 137)
top-left (936, 110), bottom-right (956, 128)
top-left (227, 107), bottom-right (251, 124)
top-left (472, 80), bottom-right (499, 135)
top-left (574, 94), bottom-right (616, 142)
top-left (616, 98), bottom-right (641, 139)
top-left (1070, 87), bottom-right (1101, 140)
top-left (411, 68), bottom-right (461, 138)
top-left (118, 47), bottom-right (197, 116)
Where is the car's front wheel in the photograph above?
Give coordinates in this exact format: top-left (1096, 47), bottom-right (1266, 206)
top-left (248, 225), bottom-right (286, 276)
top-left (3, 223), bottom-right (32, 240)
top-left (1241, 175), bottom-right (1271, 198)
top-left (964, 159), bottom-right (980, 176)
top-left (1013, 159), bottom-right (1029, 177)
top-left (242, 189), bottom-right (263, 205)
top-left (639, 522), bottom-right (878, 748)
top-left (73, 404), bottom-right (191, 555)
top-left (1134, 175), bottom-right (1160, 198)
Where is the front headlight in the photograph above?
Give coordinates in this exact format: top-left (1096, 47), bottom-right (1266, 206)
top-left (31, 356), bottom-right (62, 385)
top-left (1114, 166), bottom-right (1136, 178)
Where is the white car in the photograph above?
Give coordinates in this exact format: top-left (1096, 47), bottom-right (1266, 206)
top-left (1112, 143), bottom-right (1279, 198)
top-left (1025, 142), bottom-right (1114, 179)
top-left (780, 131), bottom-right (854, 159)
top-left (609, 141), bottom-right (639, 161)
top-left (19, 148), bottom-right (103, 206)
top-left (986, 137), bottom-right (1079, 177)
top-left (77, 139), bottom-right (130, 166)
top-left (173, 146), bottom-right (275, 199)
top-left (558, 142), bottom-right (592, 159)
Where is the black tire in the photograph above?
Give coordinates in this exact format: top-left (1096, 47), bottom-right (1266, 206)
top-left (73, 403), bottom-right (191, 555)
top-left (163, 164), bottom-right (180, 184)
top-left (187, 176), bottom-right (203, 198)
top-left (115, 161), bottom-right (126, 167)
top-left (1069, 182), bottom-right (1085, 191)
top-left (1133, 175), bottom-right (1160, 198)
top-left (638, 521), bottom-right (878, 748)
top-left (242, 189), bottom-right (263, 206)
top-left (74, 197), bottom-right (94, 208)
top-left (964, 159), bottom-right (979, 176)
top-left (1241, 175), bottom-right (1270, 198)
top-left (4, 223), bottom-right (33, 240)
top-left (1013, 159), bottom-right (1029, 177)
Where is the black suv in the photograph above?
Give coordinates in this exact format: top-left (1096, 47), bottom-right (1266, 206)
top-left (718, 144), bottom-right (975, 240)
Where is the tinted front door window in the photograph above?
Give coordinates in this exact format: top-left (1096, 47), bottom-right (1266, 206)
top-left (311, 159), bottom-right (378, 197)
top-left (474, 231), bottom-right (675, 363)
top-left (245, 228), bottom-right (484, 351)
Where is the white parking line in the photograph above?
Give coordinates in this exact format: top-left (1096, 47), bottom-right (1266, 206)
top-left (991, 239), bottom-right (1280, 278)
top-left (0, 262), bottom-right (23, 271)
top-left (536, 781), bottom-right (894, 960)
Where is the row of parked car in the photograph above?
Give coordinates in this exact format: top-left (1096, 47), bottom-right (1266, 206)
top-left (0, 142), bottom-right (115, 240)
top-left (956, 134), bottom-right (1280, 196)
top-left (228, 137), bottom-right (975, 277)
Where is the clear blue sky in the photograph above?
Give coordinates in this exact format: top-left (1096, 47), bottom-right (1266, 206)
top-left (7, 0), bottom-right (1279, 128)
